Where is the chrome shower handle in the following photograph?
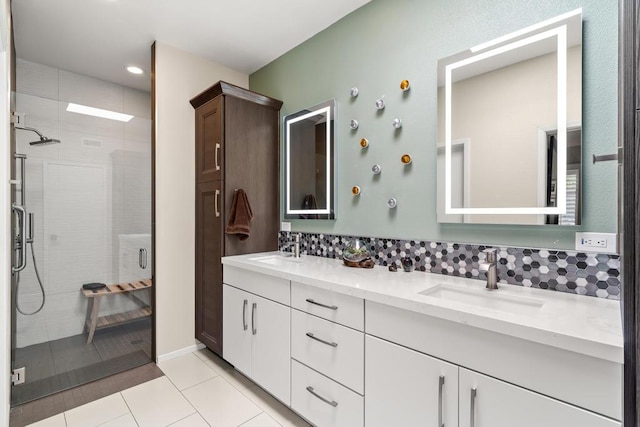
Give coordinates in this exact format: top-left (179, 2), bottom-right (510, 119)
top-left (12, 204), bottom-right (27, 273)
top-left (27, 213), bottom-right (34, 243)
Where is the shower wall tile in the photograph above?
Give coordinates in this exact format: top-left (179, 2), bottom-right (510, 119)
top-left (57, 129), bottom-right (124, 165)
top-left (16, 60), bottom-right (152, 347)
top-left (279, 232), bottom-right (621, 300)
top-left (124, 117), bottom-right (152, 143)
top-left (124, 87), bottom-right (152, 119)
top-left (14, 294), bottom-right (48, 348)
top-left (58, 69), bottom-right (124, 112)
top-left (44, 291), bottom-right (87, 343)
top-left (16, 59), bottom-right (59, 100)
top-left (16, 92), bottom-right (59, 131)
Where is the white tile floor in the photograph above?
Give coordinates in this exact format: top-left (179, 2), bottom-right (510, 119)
top-left (27, 349), bottom-right (312, 427)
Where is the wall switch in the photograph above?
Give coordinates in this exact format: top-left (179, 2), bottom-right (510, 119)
top-left (575, 232), bottom-right (617, 254)
top-left (281, 222), bottom-right (291, 232)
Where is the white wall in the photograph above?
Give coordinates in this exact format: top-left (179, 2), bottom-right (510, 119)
top-left (153, 42), bottom-right (248, 359)
top-left (0, 0), bottom-right (11, 422)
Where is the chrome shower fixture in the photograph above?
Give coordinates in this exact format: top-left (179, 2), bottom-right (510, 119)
top-left (16, 126), bottom-right (61, 145)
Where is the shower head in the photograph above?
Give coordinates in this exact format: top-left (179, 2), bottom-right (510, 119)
top-left (29, 137), bottom-right (61, 146)
top-left (16, 126), bottom-right (61, 146)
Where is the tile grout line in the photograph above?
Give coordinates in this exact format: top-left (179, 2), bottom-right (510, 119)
top-left (117, 391), bottom-right (140, 427)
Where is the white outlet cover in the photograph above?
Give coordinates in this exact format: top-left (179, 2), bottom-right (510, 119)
top-left (281, 221), bottom-right (291, 232)
top-left (575, 232), bottom-right (617, 254)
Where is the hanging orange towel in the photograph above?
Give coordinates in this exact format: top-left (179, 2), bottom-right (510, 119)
top-left (225, 189), bottom-right (253, 241)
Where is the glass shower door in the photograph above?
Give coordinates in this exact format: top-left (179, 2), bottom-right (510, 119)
top-left (10, 60), bottom-right (153, 406)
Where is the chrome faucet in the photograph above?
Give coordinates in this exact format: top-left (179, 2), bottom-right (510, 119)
top-left (282, 233), bottom-right (301, 258)
top-left (479, 248), bottom-right (498, 290)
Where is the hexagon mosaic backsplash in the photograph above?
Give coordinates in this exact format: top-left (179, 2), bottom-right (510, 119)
top-left (278, 232), bottom-right (621, 300)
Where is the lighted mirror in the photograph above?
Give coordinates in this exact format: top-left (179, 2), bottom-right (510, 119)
top-left (437, 9), bottom-right (582, 225)
top-left (284, 99), bottom-right (335, 220)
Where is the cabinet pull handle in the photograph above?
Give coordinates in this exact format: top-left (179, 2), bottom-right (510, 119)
top-left (305, 332), bottom-right (338, 348)
top-left (215, 143), bottom-right (221, 171)
top-left (242, 299), bottom-right (248, 331)
top-left (12, 204), bottom-right (27, 273)
top-left (139, 248), bottom-right (144, 269)
top-left (438, 375), bottom-right (445, 427)
top-left (305, 298), bottom-right (338, 311)
top-left (251, 302), bottom-right (257, 335)
top-left (214, 189), bottom-right (220, 217)
top-left (143, 248), bottom-right (148, 269)
top-left (470, 387), bottom-right (477, 427)
top-left (306, 386), bottom-right (338, 407)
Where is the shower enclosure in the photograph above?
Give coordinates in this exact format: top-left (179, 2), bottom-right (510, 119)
top-left (9, 59), bottom-right (153, 406)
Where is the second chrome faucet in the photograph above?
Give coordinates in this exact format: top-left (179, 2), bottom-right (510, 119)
top-left (479, 248), bottom-right (498, 290)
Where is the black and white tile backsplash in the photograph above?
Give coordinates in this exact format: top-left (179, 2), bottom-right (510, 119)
top-left (278, 232), bottom-right (621, 300)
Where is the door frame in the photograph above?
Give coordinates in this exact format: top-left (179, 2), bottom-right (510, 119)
top-left (620, 0), bottom-right (638, 425)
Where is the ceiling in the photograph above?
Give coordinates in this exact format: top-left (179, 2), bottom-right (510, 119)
top-left (12, 0), bottom-right (370, 92)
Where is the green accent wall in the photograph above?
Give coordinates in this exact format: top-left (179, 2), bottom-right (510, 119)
top-left (250, 0), bottom-right (618, 250)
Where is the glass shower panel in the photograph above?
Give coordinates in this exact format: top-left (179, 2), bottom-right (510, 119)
top-left (10, 60), bottom-right (153, 406)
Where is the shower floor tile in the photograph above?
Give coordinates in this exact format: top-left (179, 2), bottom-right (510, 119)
top-left (11, 318), bottom-right (152, 406)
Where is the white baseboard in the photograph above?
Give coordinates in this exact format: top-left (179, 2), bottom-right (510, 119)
top-left (156, 342), bottom-right (206, 364)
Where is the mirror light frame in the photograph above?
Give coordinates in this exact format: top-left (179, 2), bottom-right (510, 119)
top-left (444, 9), bottom-right (582, 216)
top-left (285, 100), bottom-right (334, 217)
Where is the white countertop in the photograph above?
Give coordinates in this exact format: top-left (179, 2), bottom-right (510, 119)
top-left (222, 252), bottom-right (623, 364)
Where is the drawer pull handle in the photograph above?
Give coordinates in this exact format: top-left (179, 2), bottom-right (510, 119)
top-left (305, 332), bottom-right (338, 347)
top-left (306, 386), bottom-right (338, 407)
top-left (305, 298), bottom-right (338, 311)
top-left (470, 387), bottom-right (477, 427)
top-left (438, 375), bottom-right (445, 427)
top-left (242, 299), bottom-right (248, 331)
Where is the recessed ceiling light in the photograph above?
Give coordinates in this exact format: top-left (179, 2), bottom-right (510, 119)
top-left (126, 66), bottom-right (144, 75)
top-left (66, 103), bottom-right (134, 122)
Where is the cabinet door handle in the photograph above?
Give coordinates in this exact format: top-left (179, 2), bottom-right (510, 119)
top-left (438, 375), bottom-right (445, 427)
top-left (214, 189), bottom-right (220, 217)
top-left (306, 386), bottom-right (338, 407)
top-left (215, 143), bottom-right (221, 171)
top-left (251, 302), bottom-right (257, 335)
top-left (305, 332), bottom-right (338, 347)
top-left (139, 248), bottom-right (144, 269)
top-left (305, 298), bottom-right (338, 311)
top-left (470, 387), bottom-right (477, 427)
top-left (242, 299), bottom-right (248, 331)
top-left (143, 248), bottom-right (148, 269)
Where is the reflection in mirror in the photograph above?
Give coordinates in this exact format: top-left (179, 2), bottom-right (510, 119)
top-left (437, 9), bottom-right (582, 225)
top-left (284, 99), bottom-right (335, 220)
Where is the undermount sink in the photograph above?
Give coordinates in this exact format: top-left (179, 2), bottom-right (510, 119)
top-left (249, 254), bottom-right (303, 265)
top-left (418, 284), bottom-right (545, 315)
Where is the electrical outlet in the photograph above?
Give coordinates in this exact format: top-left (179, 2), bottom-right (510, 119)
top-left (281, 222), bottom-right (291, 232)
top-left (575, 232), bottom-right (617, 253)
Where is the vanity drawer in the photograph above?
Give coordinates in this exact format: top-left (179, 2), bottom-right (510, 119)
top-left (291, 281), bottom-right (364, 330)
top-left (223, 265), bottom-right (290, 305)
top-left (291, 359), bottom-right (364, 427)
top-left (291, 309), bottom-right (364, 394)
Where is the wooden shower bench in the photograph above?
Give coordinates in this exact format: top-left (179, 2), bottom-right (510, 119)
top-left (82, 279), bottom-right (153, 344)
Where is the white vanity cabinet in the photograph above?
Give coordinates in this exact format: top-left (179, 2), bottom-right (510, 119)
top-left (222, 267), bottom-right (291, 405)
top-left (365, 335), bottom-right (458, 427)
top-left (459, 368), bottom-right (620, 427)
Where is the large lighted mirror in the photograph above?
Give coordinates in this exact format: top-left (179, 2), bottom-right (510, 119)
top-left (284, 99), bottom-right (335, 220)
top-left (437, 9), bottom-right (582, 225)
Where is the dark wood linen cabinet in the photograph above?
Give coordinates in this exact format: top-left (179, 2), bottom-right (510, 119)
top-left (191, 81), bottom-right (282, 356)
